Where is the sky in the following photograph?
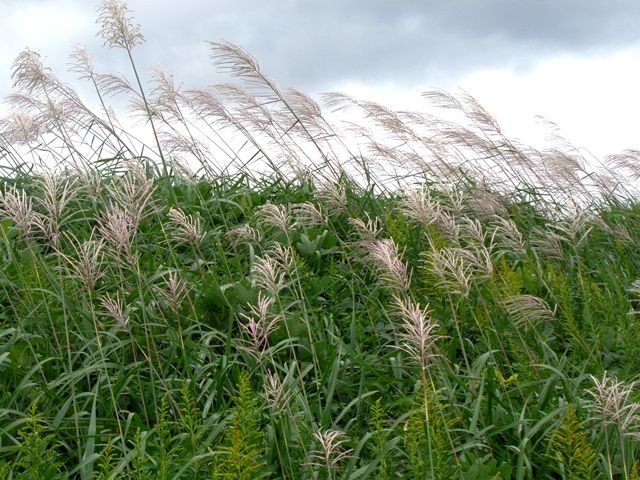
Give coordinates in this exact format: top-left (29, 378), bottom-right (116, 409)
top-left (1, 0), bottom-right (640, 158)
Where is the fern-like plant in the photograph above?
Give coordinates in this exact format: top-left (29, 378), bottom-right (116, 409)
top-left (213, 371), bottom-right (271, 479)
top-left (11, 402), bottom-right (64, 480)
top-left (546, 405), bottom-right (602, 480)
top-left (370, 398), bottom-right (391, 480)
top-left (403, 392), bottom-right (456, 479)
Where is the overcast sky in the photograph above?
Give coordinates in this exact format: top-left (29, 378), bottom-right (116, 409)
top-left (2, 0), bottom-right (640, 157)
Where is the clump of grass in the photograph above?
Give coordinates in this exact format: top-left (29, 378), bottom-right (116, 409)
top-left (1, 1), bottom-right (640, 478)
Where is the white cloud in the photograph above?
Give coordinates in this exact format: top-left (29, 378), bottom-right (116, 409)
top-left (332, 47), bottom-right (640, 159)
top-left (456, 48), bottom-right (640, 158)
top-left (0, 1), bottom-right (95, 100)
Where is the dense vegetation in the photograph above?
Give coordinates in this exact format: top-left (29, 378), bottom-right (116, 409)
top-left (1, 1), bottom-right (640, 479)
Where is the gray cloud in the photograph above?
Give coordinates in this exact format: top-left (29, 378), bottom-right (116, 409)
top-left (2, 0), bottom-right (640, 103)
top-left (126, 0), bottom-right (640, 91)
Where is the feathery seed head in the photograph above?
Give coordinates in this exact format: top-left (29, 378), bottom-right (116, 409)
top-left (69, 46), bottom-right (95, 80)
top-left (629, 279), bottom-right (640, 297)
top-left (100, 293), bottom-right (128, 328)
top-left (33, 172), bottom-right (79, 247)
top-left (365, 238), bottom-right (411, 291)
top-left (428, 247), bottom-right (475, 297)
top-left (57, 233), bottom-right (105, 294)
top-left (0, 184), bottom-right (36, 237)
top-left (156, 271), bottom-right (188, 313)
top-left (238, 293), bottom-right (282, 358)
top-left (226, 224), bottom-right (260, 248)
top-left (443, 186), bottom-right (466, 215)
top-left (393, 295), bottom-right (442, 372)
top-left (349, 213), bottom-right (381, 243)
top-left (466, 188), bottom-right (508, 219)
top-left (77, 168), bottom-right (102, 198)
top-left (401, 188), bottom-right (441, 227)
top-left (493, 217), bottom-right (525, 256)
top-left (97, 205), bottom-right (136, 258)
top-left (460, 217), bottom-right (487, 246)
top-left (255, 203), bottom-right (290, 233)
top-left (292, 202), bottom-right (325, 228)
top-left (272, 243), bottom-right (294, 271)
top-left (252, 254), bottom-right (286, 297)
top-left (502, 294), bottom-right (554, 327)
top-left (149, 67), bottom-right (188, 122)
top-left (109, 162), bottom-right (155, 226)
top-left (97, 0), bottom-right (144, 49)
top-left (586, 372), bottom-right (640, 439)
top-left (531, 228), bottom-right (566, 261)
top-left (308, 429), bottom-right (353, 470)
top-left (316, 181), bottom-right (347, 213)
top-left (11, 49), bottom-right (52, 93)
top-left (436, 211), bottom-right (461, 244)
top-left (167, 207), bottom-right (204, 246)
top-left (263, 371), bottom-right (292, 410)
top-left (0, 112), bottom-right (43, 144)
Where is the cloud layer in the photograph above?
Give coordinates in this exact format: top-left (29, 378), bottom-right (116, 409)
top-left (2, 0), bottom-right (640, 94)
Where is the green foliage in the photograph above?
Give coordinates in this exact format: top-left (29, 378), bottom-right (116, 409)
top-left (0, 164), bottom-right (638, 478)
top-left (370, 398), bottom-right (391, 480)
top-left (95, 440), bottom-right (116, 480)
top-left (212, 372), bottom-right (271, 479)
top-left (546, 405), bottom-right (602, 480)
top-left (403, 391), bottom-right (457, 479)
top-left (10, 402), bottom-right (63, 480)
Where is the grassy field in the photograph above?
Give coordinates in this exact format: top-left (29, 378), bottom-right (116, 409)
top-left (1, 1), bottom-right (640, 479)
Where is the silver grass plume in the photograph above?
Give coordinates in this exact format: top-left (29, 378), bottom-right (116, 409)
top-left (0, 112), bottom-right (43, 144)
top-left (10, 48), bottom-right (53, 94)
top-left (76, 168), bottom-right (103, 198)
top-left (167, 207), bottom-right (204, 246)
top-left (255, 203), bottom-right (291, 233)
top-left (97, 205), bottom-right (136, 260)
top-left (428, 247), bottom-right (476, 297)
top-left (252, 254), bottom-right (288, 297)
top-left (237, 293), bottom-right (282, 359)
top-left (156, 271), bottom-right (189, 314)
top-left (460, 217), bottom-right (489, 247)
top-left (492, 217), bottom-right (526, 256)
top-left (365, 238), bottom-right (411, 291)
top-left (263, 371), bottom-right (294, 411)
top-left (349, 213), bottom-right (381, 243)
top-left (316, 181), bottom-right (348, 213)
top-left (33, 172), bottom-right (79, 247)
top-left (466, 188), bottom-right (508, 219)
top-left (401, 188), bottom-right (442, 227)
top-left (100, 292), bottom-right (128, 328)
top-left (271, 243), bottom-right (294, 272)
top-left (109, 162), bottom-right (156, 227)
top-left (586, 372), bottom-right (640, 440)
top-left (56, 232), bottom-right (105, 294)
top-left (0, 185), bottom-right (36, 237)
top-left (501, 294), bottom-right (555, 327)
top-left (97, 0), bottom-right (144, 49)
top-left (292, 202), bottom-right (325, 228)
top-left (442, 186), bottom-right (466, 216)
top-left (393, 295), bottom-right (442, 373)
top-left (436, 211), bottom-right (461, 244)
top-left (226, 224), bottom-right (261, 248)
top-left (530, 227), bottom-right (566, 261)
top-left (307, 429), bottom-right (353, 471)
top-left (629, 280), bottom-right (640, 318)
